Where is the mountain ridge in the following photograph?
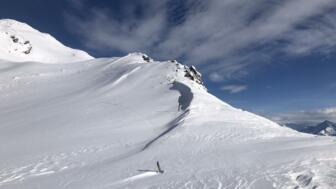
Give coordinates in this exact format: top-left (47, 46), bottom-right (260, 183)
top-left (1, 19), bottom-right (336, 189)
top-left (286, 120), bottom-right (336, 136)
top-left (0, 19), bottom-right (93, 63)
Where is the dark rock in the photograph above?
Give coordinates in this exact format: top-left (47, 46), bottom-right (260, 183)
top-left (142, 55), bottom-right (151, 62)
top-left (184, 65), bottom-right (203, 85)
top-left (23, 46), bottom-right (32, 54)
top-left (10, 35), bottom-right (19, 43)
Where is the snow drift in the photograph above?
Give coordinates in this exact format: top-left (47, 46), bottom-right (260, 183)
top-left (1, 20), bottom-right (336, 189)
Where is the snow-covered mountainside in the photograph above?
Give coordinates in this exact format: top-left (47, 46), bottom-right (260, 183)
top-left (1, 20), bottom-right (336, 189)
top-left (0, 19), bottom-right (92, 63)
top-left (1, 53), bottom-right (336, 189)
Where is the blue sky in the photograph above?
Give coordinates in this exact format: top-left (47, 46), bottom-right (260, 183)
top-left (1, 0), bottom-right (336, 124)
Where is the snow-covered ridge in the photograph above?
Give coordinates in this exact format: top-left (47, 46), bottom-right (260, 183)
top-left (0, 19), bottom-right (93, 63)
top-left (0, 19), bottom-right (39, 32)
top-left (2, 52), bottom-right (336, 188)
top-left (1, 20), bottom-right (336, 188)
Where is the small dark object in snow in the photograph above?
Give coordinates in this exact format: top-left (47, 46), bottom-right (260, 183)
top-left (24, 41), bottom-right (30, 44)
top-left (10, 35), bottom-right (19, 43)
top-left (137, 161), bottom-right (164, 174)
top-left (296, 174), bottom-right (312, 187)
top-left (142, 55), bottom-right (151, 62)
top-left (157, 161), bottom-right (164, 174)
top-left (23, 46), bottom-right (32, 54)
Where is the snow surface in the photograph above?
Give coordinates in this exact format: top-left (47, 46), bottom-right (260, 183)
top-left (1, 53), bottom-right (336, 189)
top-left (1, 20), bottom-right (336, 189)
top-left (0, 19), bottom-right (93, 63)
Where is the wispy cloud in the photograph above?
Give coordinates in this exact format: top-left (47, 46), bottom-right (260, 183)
top-left (64, 0), bottom-right (336, 81)
top-left (209, 72), bottom-right (224, 82)
top-left (283, 13), bottom-right (336, 55)
top-left (65, 1), bottom-right (168, 53)
top-left (66, 0), bottom-right (86, 10)
top-left (271, 107), bottom-right (336, 124)
top-left (221, 85), bottom-right (247, 94)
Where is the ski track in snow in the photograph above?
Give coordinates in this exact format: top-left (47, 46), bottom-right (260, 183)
top-left (110, 172), bottom-right (160, 187)
top-left (110, 66), bottom-right (141, 87)
top-left (121, 172), bottom-right (159, 183)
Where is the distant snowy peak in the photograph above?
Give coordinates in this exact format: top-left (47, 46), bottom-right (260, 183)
top-left (287, 120), bottom-right (336, 136)
top-left (0, 19), bottom-right (93, 63)
top-left (0, 19), bottom-right (37, 32)
top-left (315, 121), bottom-right (336, 136)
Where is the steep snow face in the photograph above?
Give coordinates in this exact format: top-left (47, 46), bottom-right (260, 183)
top-left (1, 54), bottom-right (336, 189)
top-left (0, 19), bottom-right (93, 63)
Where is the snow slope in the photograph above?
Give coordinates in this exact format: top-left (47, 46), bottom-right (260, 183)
top-left (1, 52), bottom-right (336, 189)
top-left (0, 19), bottom-right (93, 63)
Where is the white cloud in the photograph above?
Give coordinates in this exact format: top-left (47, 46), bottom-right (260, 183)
top-left (221, 85), bottom-right (247, 93)
top-left (282, 13), bottom-right (336, 55)
top-left (64, 0), bottom-right (336, 80)
top-left (319, 107), bottom-right (336, 114)
top-left (209, 72), bottom-right (223, 82)
top-left (271, 107), bottom-right (336, 124)
top-left (65, 3), bottom-right (167, 53)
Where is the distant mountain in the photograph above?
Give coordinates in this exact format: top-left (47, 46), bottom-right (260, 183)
top-left (0, 19), bottom-right (93, 63)
top-left (286, 120), bottom-right (336, 136)
top-left (304, 120), bottom-right (336, 136)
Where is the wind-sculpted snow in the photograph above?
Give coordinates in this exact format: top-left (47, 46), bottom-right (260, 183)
top-left (1, 53), bottom-right (336, 189)
top-left (143, 110), bottom-right (190, 150)
top-left (141, 81), bottom-right (193, 150)
top-left (170, 81), bottom-right (193, 111)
